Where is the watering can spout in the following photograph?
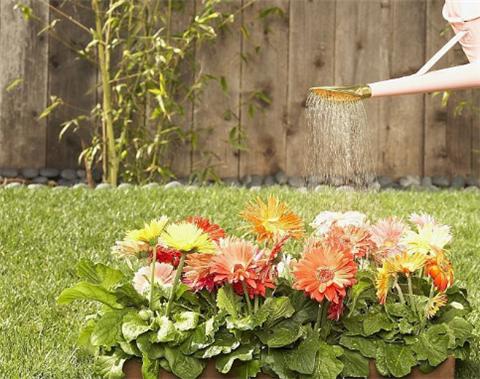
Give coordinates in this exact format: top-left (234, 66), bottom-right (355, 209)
top-left (309, 0), bottom-right (480, 100)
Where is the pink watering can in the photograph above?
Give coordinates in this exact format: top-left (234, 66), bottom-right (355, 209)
top-left (310, 0), bottom-right (480, 101)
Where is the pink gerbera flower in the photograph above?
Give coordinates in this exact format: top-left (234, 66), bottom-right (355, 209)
top-left (409, 213), bottom-right (436, 227)
top-left (132, 263), bottom-right (175, 295)
top-left (370, 217), bottom-right (407, 262)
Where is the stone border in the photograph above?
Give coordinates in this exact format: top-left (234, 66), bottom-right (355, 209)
top-left (1, 168), bottom-right (479, 192)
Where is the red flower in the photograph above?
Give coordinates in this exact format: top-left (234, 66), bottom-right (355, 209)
top-left (186, 216), bottom-right (225, 243)
top-left (153, 245), bottom-right (182, 267)
top-left (183, 253), bottom-right (217, 292)
top-left (328, 297), bottom-right (345, 321)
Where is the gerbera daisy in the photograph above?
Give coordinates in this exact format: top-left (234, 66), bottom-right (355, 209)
top-left (160, 222), bottom-right (215, 253)
top-left (293, 244), bottom-right (357, 304)
top-left (153, 245), bottom-right (182, 267)
top-left (376, 266), bottom-right (392, 304)
top-left (185, 216), bottom-right (225, 243)
top-left (370, 217), bottom-right (407, 261)
top-left (183, 253), bottom-right (216, 292)
top-left (132, 263), bottom-right (175, 295)
top-left (389, 251), bottom-right (427, 276)
top-left (324, 225), bottom-right (376, 259)
top-left (328, 296), bottom-right (345, 321)
top-left (425, 251), bottom-right (454, 292)
top-left (402, 223), bottom-right (452, 256)
top-left (425, 292), bottom-right (448, 319)
top-left (125, 216), bottom-right (169, 244)
top-left (241, 195), bottom-right (304, 242)
top-left (210, 238), bottom-right (257, 286)
top-left (112, 239), bottom-right (150, 259)
top-left (409, 213), bottom-right (436, 227)
top-left (310, 211), bottom-right (366, 236)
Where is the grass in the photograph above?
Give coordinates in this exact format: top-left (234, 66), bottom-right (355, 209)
top-left (0, 186), bottom-right (478, 378)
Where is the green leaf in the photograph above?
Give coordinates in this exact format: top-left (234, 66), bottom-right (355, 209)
top-left (290, 291), bottom-right (318, 324)
top-left (412, 324), bottom-right (450, 366)
top-left (77, 320), bottom-right (96, 354)
top-left (114, 283), bottom-right (146, 307)
top-left (349, 277), bottom-right (375, 313)
top-left (57, 282), bottom-right (122, 309)
top-left (91, 310), bottom-right (126, 347)
top-left (154, 316), bottom-right (177, 343)
top-left (181, 317), bottom-right (219, 355)
top-left (261, 297), bottom-right (295, 326)
top-left (448, 317), bottom-right (473, 347)
top-left (174, 311), bottom-right (199, 331)
top-left (339, 335), bottom-right (377, 358)
top-left (195, 330), bottom-right (240, 358)
top-left (306, 342), bottom-right (343, 379)
top-left (216, 286), bottom-right (240, 318)
top-left (384, 344), bottom-right (417, 378)
top-left (215, 345), bottom-right (255, 374)
top-left (363, 311), bottom-right (394, 336)
top-left (286, 327), bottom-right (320, 374)
top-left (264, 349), bottom-right (296, 379)
top-left (256, 319), bottom-right (303, 348)
top-left (341, 349), bottom-right (369, 378)
top-left (385, 303), bottom-right (417, 322)
top-left (164, 347), bottom-right (205, 379)
top-left (235, 359), bottom-right (261, 378)
top-left (121, 312), bottom-right (151, 342)
top-left (374, 341), bottom-right (390, 376)
top-left (136, 332), bottom-right (164, 359)
top-left (142, 355), bottom-right (160, 379)
top-left (94, 350), bottom-right (128, 379)
top-left (342, 315), bottom-right (364, 335)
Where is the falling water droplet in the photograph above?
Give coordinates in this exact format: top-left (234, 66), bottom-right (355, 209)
top-left (304, 92), bottom-right (376, 187)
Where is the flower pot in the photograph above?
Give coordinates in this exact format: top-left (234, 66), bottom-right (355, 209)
top-left (123, 359), bottom-right (272, 379)
top-left (368, 357), bottom-right (455, 379)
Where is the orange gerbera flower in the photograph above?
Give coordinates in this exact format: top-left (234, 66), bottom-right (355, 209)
top-left (293, 244), bottom-right (357, 304)
top-left (241, 196), bottom-right (304, 242)
top-left (390, 251), bottom-right (427, 277)
top-left (425, 292), bottom-right (448, 319)
top-left (210, 238), bottom-right (257, 286)
top-left (183, 253), bottom-right (216, 292)
top-left (185, 216), bottom-right (225, 243)
top-left (425, 251), bottom-right (454, 292)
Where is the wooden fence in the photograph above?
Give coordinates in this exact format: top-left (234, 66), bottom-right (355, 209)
top-left (0, 0), bottom-right (479, 179)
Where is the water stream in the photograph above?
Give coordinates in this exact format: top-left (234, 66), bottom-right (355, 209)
top-left (305, 92), bottom-right (376, 187)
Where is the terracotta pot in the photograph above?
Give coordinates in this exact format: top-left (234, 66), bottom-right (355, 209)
top-left (368, 357), bottom-right (455, 379)
top-left (123, 359), bottom-right (272, 379)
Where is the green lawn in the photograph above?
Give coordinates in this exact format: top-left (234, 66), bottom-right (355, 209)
top-left (0, 187), bottom-right (478, 378)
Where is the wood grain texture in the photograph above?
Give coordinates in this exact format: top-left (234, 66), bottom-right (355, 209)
top-left (384, 0), bottom-right (426, 177)
top-left (47, 0), bottom-right (96, 168)
top-left (334, 0), bottom-right (391, 176)
top-left (240, 0), bottom-right (289, 177)
top-left (473, 90), bottom-right (480, 177)
top-left (0, 0), bottom-right (49, 168)
top-left (192, 1), bottom-right (242, 179)
top-left (286, 0), bottom-right (336, 176)
top-left (424, 0), bottom-right (450, 176)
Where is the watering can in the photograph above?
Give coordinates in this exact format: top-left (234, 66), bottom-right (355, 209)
top-left (310, 0), bottom-right (480, 101)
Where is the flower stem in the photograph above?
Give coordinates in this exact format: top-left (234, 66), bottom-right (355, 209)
top-left (242, 282), bottom-right (252, 314)
top-left (254, 295), bottom-right (259, 313)
top-left (315, 304), bottom-right (322, 332)
top-left (407, 275), bottom-right (417, 316)
top-left (319, 301), bottom-right (330, 339)
top-left (393, 276), bottom-right (406, 304)
top-left (149, 248), bottom-right (156, 310)
top-left (166, 253), bottom-right (186, 317)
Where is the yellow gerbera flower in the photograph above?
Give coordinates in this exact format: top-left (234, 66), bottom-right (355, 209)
top-left (160, 222), bottom-right (215, 253)
top-left (376, 266), bottom-right (392, 304)
top-left (401, 224), bottom-right (451, 256)
top-left (241, 195), bottom-right (304, 242)
top-left (425, 292), bottom-right (448, 319)
top-left (126, 216), bottom-right (169, 244)
top-left (389, 251), bottom-right (427, 276)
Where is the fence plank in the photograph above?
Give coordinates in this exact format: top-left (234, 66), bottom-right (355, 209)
top-left (192, 1), bottom-right (241, 180)
top-left (0, 0), bottom-right (49, 169)
top-left (333, 0), bottom-right (391, 177)
top-left (239, 0), bottom-right (289, 177)
top-left (167, 0), bottom-right (195, 178)
top-left (424, 0), bottom-right (450, 177)
top-left (382, 0), bottom-right (426, 177)
top-left (473, 91), bottom-right (480, 177)
top-left (286, 0), bottom-right (335, 177)
top-left (47, 1), bottom-right (96, 169)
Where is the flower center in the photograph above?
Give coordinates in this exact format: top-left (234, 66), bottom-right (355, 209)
top-left (316, 268), bottom-right (334, 283)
